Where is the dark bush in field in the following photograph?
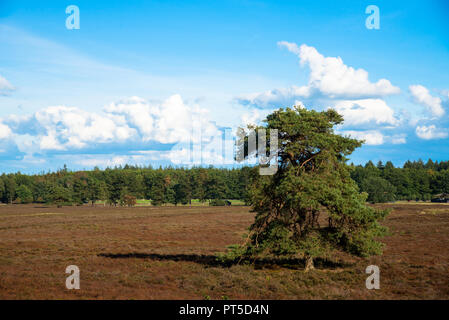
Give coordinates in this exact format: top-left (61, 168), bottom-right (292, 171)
top-left (210, 199), bottom-right (228, 206)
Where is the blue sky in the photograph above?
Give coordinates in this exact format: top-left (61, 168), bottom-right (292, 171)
top-left (0, 0), bottom-right (448, 173)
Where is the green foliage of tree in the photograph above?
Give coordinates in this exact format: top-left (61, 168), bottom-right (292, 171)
top-left (87, 177), bottom-right (107, 206)
top-left (15, 185), bottom-right (33, 204)
top-left (360, 176), bottom-right (396, 203)
top-left (229, 107), bottom-right (389, 270)
top-left (150, 172), bottom-right (167, 206)
top-left (72, 174), bottom-right (88, 204)
top-left (46, 184), bottom-right (72, 207)
top-left (3, 175), bottom-right (16, 204)
top-left (173, 181), bottom-right (189, 205)
top-left (0, 150), bottom-right (447, 208)
top-left (205, 173), bottom-right (226, 203)
top-left (210, 199), bottom-right (226, 206)
top-left (106, 170), bottom-right (126, 206)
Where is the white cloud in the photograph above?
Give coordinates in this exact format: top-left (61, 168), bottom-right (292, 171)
top-left (105, 94), bottom-right (220, 145)
top-left (334, 99), bottom-right (398, 126)
top-left (409, 85), bottom-right (445, 117)
top-left (340, 130), bottom-right (385, 145)
top-left (339, 130), bottom-right (408, 145)
top-left (33, 105), bottom-right (136, 150)
top-left (415, 125), bottom-right (448, 140)
top-left (441, 89), bottom-right (449, 99)
top-left (391, 134), bottom-right (407, 144)
top-left (77, 156), bottom-right (131, 168)
top-left (236, 86), bottom-right (311, 109)
top-left (284, 42), bottom-right (400, 98)
top-left (1, 95), bottom-right (222, 164)
top-left (104, 96), bottom-right (156, 141)
top-left (237, 43), bottom-right (400, 108)
top-left (0, 75), bottom-right (15, 95)
top-left (240, 109), bottom-right (265, 127)
top-left (0, 123), bottom-right (12, 140)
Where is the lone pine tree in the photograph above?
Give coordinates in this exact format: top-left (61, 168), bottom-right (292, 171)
top-left (231, 106), bottom-right (388, 271)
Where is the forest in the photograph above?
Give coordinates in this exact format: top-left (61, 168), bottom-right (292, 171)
top-left (0, 158), bottom-right (448, 206)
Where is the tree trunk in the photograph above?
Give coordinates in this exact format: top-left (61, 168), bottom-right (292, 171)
top-left (305, 255), bottom-right (314, 272)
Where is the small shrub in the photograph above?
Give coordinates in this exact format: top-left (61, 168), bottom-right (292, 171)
top-left (210, 199), bottom-right (226, 206)
top-left (121, 194), bottom-right (137, 207)
top-left (216, 244), bottom-right (247, 265)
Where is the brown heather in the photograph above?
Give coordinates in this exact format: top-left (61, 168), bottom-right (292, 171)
top-left (0, 203), bottom-right (448, 299)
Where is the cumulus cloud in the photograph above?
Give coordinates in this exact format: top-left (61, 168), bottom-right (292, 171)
top-left (415, 125), bottom-right (448, 140)
top-left (34, 106), bottom-right (136, 150)
top-left (0, 122), bottom-right (12, 139)
top-left (1, 95), bottom-right (221, 163)
top-left (240, 109), bottom-right (267, 127)
top-left (237, 42), bottom-right (400, 108)
top-left (237, 86), bottom-right (311, 109)
top-left (409, 85), bottom-right (445, 117)
top-left (442, 89), bottom-right (449, 100)
top-left (0, 121), bottom-right (24, 160)
top-left (105, 94), bottom-right (219, 145)
top-left (334, 99), bottom-right (398, 126)
top-left (283, 42), bottom-right (400, 98)
top-left (339, 130), bottom-right (407, 145)
top-left (390, 134), bottom-right (407, 145)
top-left (340, 130), bottom-right (385, 145)
top-left (77, 156), bottom-right (132, 168)
top-left (0, 75), bottom-right (15, 95)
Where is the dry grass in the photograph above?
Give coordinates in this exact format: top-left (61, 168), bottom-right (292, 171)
top-left (0, 203), bottom-right (448, 299)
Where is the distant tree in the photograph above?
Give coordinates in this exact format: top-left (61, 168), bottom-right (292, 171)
top-left (205, 174), bottom-right (226, 201)
top-left (164, 176), bottom-right (175, 204)
top-left (31, 179), bottom-right (48, 203)
top-left (376, 160), bottom-right (384, 170)
top-left (150, 172), bottom-right (170, 206)
top-left (384, 161), bottom-right (395, 170)
top-left (425, 159), bottom-right (436, 170)
top-left (350, 164), bottom-right (380, 186)
top-left (87, 177), bottom-right (107, 206)
top-left (173, 182), bottom-right (189, 205)
top-left (193, 169), bottom-right (208, 202)
top-left (47, 185), bottom-right (72, 207)
top-left (210, 199), bottom-right (226, 206)
top-left (382, 166), bottom-right (411, 200)
top-left (360, 176), bottom-right (396, 203)
top-left (72, 175), bottom-right (88, 204)
top-left (15, 185), bottom-right (33, 204)
top-left (436, 170), bottom-right (449, 193)
top-left (4, 175), bottom-right (16, 204)
top-left (143, 171), bottom-right (156, 200)
top-left (106, 171), bottom-right (126, 206)
top-left (0, 177), bottom-right (5, 203)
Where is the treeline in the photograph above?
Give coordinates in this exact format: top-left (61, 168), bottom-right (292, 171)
top-left (1, 159), bottom-right (449, 206)
top-left (0, 165), bottom-right (254, 206)
top-left (350, 159), bottom-right (449, 203)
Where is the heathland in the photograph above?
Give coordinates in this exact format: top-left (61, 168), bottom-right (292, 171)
top-left (0, 203), bottom-right (448, 299)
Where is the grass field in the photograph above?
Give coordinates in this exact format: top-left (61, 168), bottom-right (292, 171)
top-left (0, 203), bottom-right (448, 299)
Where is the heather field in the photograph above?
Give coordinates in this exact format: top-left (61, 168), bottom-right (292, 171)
top-left (0, 203), bottom-right (448, 299)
